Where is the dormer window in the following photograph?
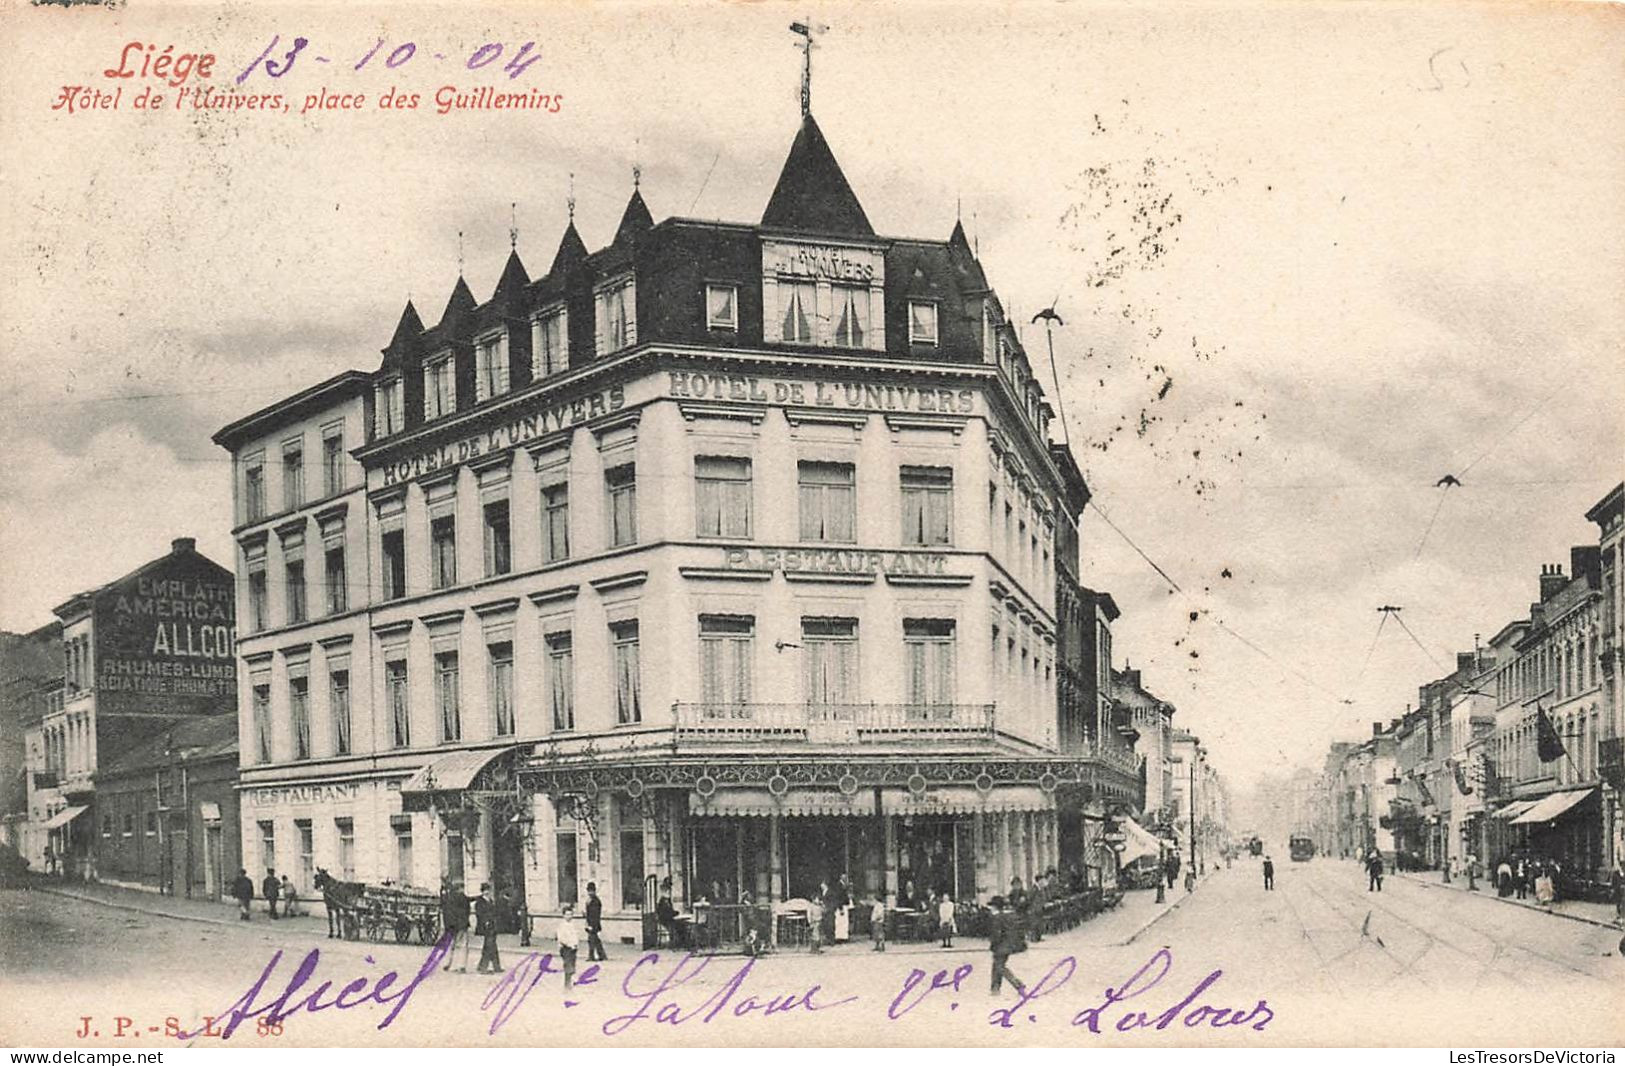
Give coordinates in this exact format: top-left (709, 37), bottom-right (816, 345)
top-left (595, 278), bottom-right (636, 355)
top-left (831, 284), bottom-right (869, 348)
top-left (909, 301), bottom-right (939, 346)
top-left (533, 305), bottom-right (567, 377)
top-left (375, 376), bottom-right (403, 438)
top-left (423, 355), bottom-right (454, 420)
top-left (780, 280), bottom-right (817, 343)
top-left (474, 332), bottom-right (509, 402)
top-left (706, 284), bottom-right (738, 331)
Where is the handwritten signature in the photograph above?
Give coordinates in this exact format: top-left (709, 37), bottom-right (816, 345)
top-left (175, 941), bottom-right (1271, 1040)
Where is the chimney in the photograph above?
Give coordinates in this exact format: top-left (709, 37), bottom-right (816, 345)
top-left (1571, 544), bottom-right (1600, 584)
top-left (1373, 721), bottom-right (1384, 737)
top-left (1456, 652), bottom-right (1478, 674)
top-left (1538, 563), bottom-right (1565, 602)
top-left (171, 537), bottom-right (196, 555)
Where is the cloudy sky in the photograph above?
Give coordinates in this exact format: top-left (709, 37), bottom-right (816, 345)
top-left (2, 2), bottom-right (1620, 789)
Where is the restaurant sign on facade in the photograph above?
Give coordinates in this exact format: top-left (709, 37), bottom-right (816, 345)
top-left (721, 546), bottom-right (953, 578)
top-left (248, 783), bottom-right (361, 807)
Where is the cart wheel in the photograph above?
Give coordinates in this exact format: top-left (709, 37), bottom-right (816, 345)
top-left (395, 916), bottom-right (413, 943)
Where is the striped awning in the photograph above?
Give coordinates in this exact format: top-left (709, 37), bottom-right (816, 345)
top-left (689, 788), bottom-right (876, 818)
top-left (882, 785), bottom-right (1053, 816)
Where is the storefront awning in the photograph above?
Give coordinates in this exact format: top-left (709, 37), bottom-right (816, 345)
top-left (1120, 818), bottom-right (1165, 865)
top-left (1491, 798), bottom-right (1540, 820)
top-left (399, 747), bottom-right (523, 808)
top-left (882, 785), bottom-right (1052, 816)
top-left (1509, 788), bottom-right (1596, 826)
top-left (41, 805), bottom-right (88, 830)
top-left (689, 788), bottom-right (876, 818)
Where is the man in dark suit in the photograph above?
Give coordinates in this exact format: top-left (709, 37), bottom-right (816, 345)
top-left (440, 880), bottom-right (471, 972)
top-left (475, 882), bottom-right (503, 974)
top-left (584, 882), bottom-right (608, 961)
top-left (262, 868), bottom-right (281, 919)
top-left (988, 896), bottom-right (1027, 996)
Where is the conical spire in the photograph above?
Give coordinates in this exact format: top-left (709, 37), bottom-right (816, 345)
top-left (947, 218), bottom-right (988, 291)
top-left (492, 249), bottom-right (530, 304)
top-left (382, 299), bottom-right (424, 363)
top-left (613, 188), bottom-right (654, 247)
top-left (388, 299), bottom-right (423, 349)
top-left (550, 220), bottom-right (589, 276)
top-left (439, 275), bottom-right (477, 335)
top-left (761, 113), bottom-right (874, 237)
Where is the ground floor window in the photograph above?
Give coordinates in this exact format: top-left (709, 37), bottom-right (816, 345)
top-left (296, 820), bottom-right (314, 890)
top-left (259, 821), bottom-right (275, 874)
top-left (335, 818), bottom-right (355, 881)
top-left (556, 826), bottom-right (578, 907)
top-left (896, 817), bottom-right (974, 905)
top-left (619, 799), bottom-right (645, 911)
top-left (394, 825), bottom-right (413, 885)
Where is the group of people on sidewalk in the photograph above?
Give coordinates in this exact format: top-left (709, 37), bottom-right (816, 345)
top-left (437, 880), bottom-right (520, 975)
top-left (229, 868), bottom-right (301, 920)
top-left (1492, 855), bottom-right (1560, 905)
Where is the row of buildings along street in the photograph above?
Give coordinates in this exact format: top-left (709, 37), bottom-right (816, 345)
top-left (1292, 483), bottom-right (1624, 905)
top-left (0, 105), bottom-right (1234, 949)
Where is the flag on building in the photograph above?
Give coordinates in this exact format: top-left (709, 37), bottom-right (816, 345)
top-left (1450, 758), bottom-right (1473, 795)
top-left (1535, 706), bottom-right (1566, 764)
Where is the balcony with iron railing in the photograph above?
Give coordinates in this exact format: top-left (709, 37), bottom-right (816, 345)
top-left (672, 702), bottom-right (997, 746)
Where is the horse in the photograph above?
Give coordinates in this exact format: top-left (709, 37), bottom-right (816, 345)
top-left (314, 868), bottom-right (366, 939)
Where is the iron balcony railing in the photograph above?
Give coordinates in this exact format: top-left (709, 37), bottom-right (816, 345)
top-left (672, 702), bottom-right (997, 744)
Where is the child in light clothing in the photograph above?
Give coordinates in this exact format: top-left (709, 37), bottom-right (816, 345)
top-left (938, 892), bottom-right (956, 948)
top-left (870, 896), bottom-right (887, 952)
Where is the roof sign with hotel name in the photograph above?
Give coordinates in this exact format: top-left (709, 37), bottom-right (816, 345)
top-left (766, 241), bottom-right (881, 282)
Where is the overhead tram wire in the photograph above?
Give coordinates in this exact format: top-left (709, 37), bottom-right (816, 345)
top-left (1085, 497), bottom-right (1347, 706)
top-left (1349, 610), bottom-right (1391, 697)
top-left (1390, 609), bottom-right (1448, 673)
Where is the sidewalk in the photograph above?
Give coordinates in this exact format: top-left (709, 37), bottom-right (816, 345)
top-left (1393, 869), bottom-right (1622, 929)
top-left (31, 875), bottom-right (333, 935)
top-left (27, 871), bottom-right (1201, 957)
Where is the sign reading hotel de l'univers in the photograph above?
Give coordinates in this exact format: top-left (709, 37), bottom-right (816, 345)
top-left (379, 371), bottom-right (978, 486)
top-left (93, 554), bottom-right (237, 715)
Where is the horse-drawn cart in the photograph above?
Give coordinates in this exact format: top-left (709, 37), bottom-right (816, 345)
top-left (357, 885), bottom-right (442, 944)
top-left (316, 870), bottom-right (441, 944)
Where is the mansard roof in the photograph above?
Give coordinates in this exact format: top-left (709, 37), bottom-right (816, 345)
top-left (761, 113), bottom-right (874, 238)
top-left (491, 250), bottom-right (530, 305)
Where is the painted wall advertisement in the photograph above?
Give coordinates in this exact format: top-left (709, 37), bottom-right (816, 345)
top-left (94, 558), bottom-right (237, 715)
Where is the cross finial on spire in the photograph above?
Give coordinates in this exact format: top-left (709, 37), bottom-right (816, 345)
top-left (633, 164), bottom-right (641, 190)
top-left (457, 229), bottom-right (465, 274)
top-left (567, 172), bottom-right (576, 222)
top-left (509, 202), bottom-right (519, 251)
top-left (790, 19), bottom-right (825, 117)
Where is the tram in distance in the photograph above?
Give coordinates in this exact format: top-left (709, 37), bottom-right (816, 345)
top-left (1289, 835), bottom-right (1316, 862)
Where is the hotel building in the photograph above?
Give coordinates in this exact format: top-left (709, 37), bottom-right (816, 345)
top-left (213, 111), bottom-right (1144, 941)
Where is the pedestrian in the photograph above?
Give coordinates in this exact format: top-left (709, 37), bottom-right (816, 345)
top-left (938, 891), bottom-right (956, 948)
top-left (1496, 858), bottom-right (1513, 898)
top-left (1514, 857), bottom-right (1529, 900)
top-left (1164, 852), bottom-right (1179, 891)
top-left (43, 845), bottom-right (56, 878)
top-left (262, 868), bottom-right (281, 919)
top-left (1535, 864), bottom-right (1556, 908)
top-left (871, 894), bottom-right (887, 952)
top-left (280, 875), bottom-right (300, 917)
top-left (584, 882), bottom-right (607, 961)
top-left (807, 895), bottom-right (824, 954)
top-left (231, 868), bottom-right (254, 921)
top-left (833, 874), bottom-right (852, 943)
top-left (1366, 851), bottom-right (1384, 892)
top-left (475, 882), bottom-right (503, 974)
top-left (987, 896), bottom-right (1027, 997)
top-left (440, 880), bottom-right (470, 972)
top-left (555, 903), bottom-right (580, 989)
top-left (1262, 855), bottom-right (1275, 891)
